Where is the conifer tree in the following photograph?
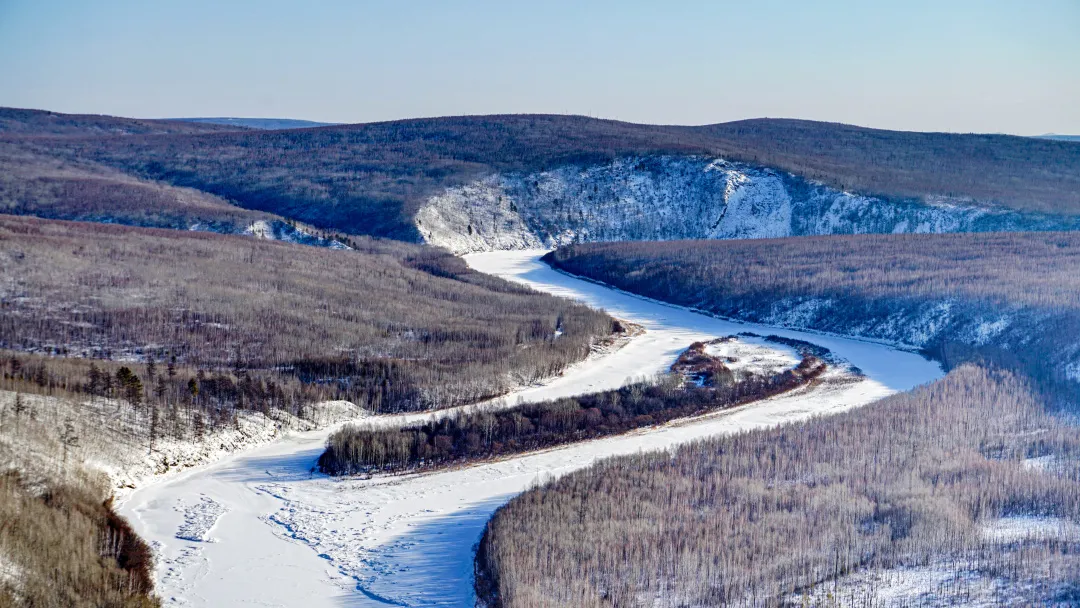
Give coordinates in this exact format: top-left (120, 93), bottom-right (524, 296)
top-left (87, 363), bottom-right (102, 398)
top-left (59, 418), bottom-right (79, 464)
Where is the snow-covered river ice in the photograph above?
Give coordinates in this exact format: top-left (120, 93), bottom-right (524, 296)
top-left (118, 250), bottom-right (943, 607)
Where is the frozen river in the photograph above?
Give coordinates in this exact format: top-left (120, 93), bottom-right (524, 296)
top-left (119, 250), bottom-right (943, 607)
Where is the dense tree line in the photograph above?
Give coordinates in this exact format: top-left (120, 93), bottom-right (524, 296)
top-left (0, 143), bottom-right (352, 245)
top-left (669, 339), bottom-right (738, 387)
top-left (477, 366), bottom-right (1080, 606)
top-left (4, 109), bottom-right (1077, 240)
top-left (0, 216), bottom-right (614, 415)
top-left (318, 351), bottom-right (825, 475)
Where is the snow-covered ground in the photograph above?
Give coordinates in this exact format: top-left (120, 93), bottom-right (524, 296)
top-left (789, 515), bottom-right (1080, 608)
top-left (118, 250), bottom-right (943, 607)
top-left (705, 335), bottom-right (802, 376)
top-left (788, 561), bottom-right (1047, 607)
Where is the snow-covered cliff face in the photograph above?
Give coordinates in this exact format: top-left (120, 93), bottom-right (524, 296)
top-left (417, 156), bottom-right (1079, 254)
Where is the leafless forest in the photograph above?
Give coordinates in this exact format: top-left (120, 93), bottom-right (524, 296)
top-left (0, 468), bottom-right (158, 607)
top-left (3, 108), bottom-right (1078, 240)
top-left (0, 212), bottom-right (610, 606)
top-left (474, 234), bottom-right (1080, 606)
top-left (318, 351), bottom-right (825, 475)
top-left (477, 365), bottom-right (1080, 606)
top-left (545, 233), bottom-right (1080, 399)
top-left (545, 233), bottom-right (1080, 311)
top-left (0, 389), bottom-right (160, 608)
top-left (0, 215), bottom-right (614, 414)
top-left (0, 142), bottom-right (275, 233)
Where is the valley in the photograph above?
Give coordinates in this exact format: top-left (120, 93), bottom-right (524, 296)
top-left (0, 110), bottom-right (1076, 607)
top-left (3, 3), bottom-right (1078, 605)
top-left (117, 250), bottom-right (941, 607)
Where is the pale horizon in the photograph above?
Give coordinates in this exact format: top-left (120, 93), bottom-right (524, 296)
top-left (1, 0), bottom-right (1078, 136)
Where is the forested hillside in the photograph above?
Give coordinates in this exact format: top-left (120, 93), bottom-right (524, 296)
top-left (469, 232), bottom-right (1080, 605)
top-left (479, 366), bottom-right (1080, 606)
top-left (0, 215), bottom-right (614, 414)
top-left (3, 109), bottom-right (1078, 241)
top-left (545, 233), bottom-right (1080, 400)
top-left (697, 118), bottom-right (1080, 214)
top-left (0, 140), bottom-right (350, 248)
top-left (0, 466), bottom-right (158, 607)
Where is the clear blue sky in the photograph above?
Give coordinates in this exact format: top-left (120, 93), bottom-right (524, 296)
top-left (1, 0), bottom-right (1076, 134)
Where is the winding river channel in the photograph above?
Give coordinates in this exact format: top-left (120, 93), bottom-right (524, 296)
top-left (119, 250), bottom-right (943, 607)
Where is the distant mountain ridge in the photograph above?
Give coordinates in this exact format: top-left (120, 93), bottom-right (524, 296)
top-left (1037, 134), bottom-right (1080, 142)
top-left (2, 108), bottom-right (1079, 244)
top-left (169, 117), bottom-right (340, 130)
top-left (0, 107), bottom-right (235, 135)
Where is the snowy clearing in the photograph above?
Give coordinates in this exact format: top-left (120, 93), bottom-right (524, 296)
top-left (118, 250), bottom-right (942, 607)
top-left (705, 335), bottom-right (802, 376)
top-left (788, 561), bottom-right (1039, 608)
top-left (980, 515), bottom-right (1080, 544)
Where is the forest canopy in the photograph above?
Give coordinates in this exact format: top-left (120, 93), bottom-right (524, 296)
top-left (0, 215), bottom-right (614, 413)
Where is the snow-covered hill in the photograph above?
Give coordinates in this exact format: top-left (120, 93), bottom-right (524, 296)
top-left (417, 156), bottom-right (1080, 253)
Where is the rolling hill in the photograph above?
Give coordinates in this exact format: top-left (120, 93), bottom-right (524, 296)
top-left (2, 109), bottom-right (1077, 244)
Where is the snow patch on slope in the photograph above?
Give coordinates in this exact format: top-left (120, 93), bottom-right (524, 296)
top-left (789, 561), bottom-right (1047, 608)
top-left (243, 219), bottom-right (350, 249)
top-left (188, 218), bottom-right (349, 250)
top-left (707, 161), bottom-right (793, 239)
top-left (1066, 360), bottom-right (1080, 383)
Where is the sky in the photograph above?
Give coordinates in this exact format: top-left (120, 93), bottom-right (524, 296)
top-left (0, 0), bottom-right (1077, 134)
